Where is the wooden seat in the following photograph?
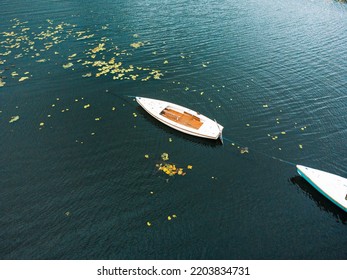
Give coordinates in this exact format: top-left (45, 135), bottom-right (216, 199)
top-left (160, 108), bottom-right (203, 129)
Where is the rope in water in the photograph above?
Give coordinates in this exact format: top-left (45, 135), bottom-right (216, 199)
top-left (222, 136), bottom-right (297, 167)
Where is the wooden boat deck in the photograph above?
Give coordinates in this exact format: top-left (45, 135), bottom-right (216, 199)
top-left (160, 108), bottom-right (203, 129)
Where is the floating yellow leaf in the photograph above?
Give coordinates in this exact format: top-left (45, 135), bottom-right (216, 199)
top-left (144, 154), bottom-right (149, 159)
top-left (84, 104), bottom-right (90, 109)
top-left (77, 34), bottom-right (94, 40)
top-left (63, 62), bottom-right (73, 69)
top-left (187, 165), bottom-right (193, 169)
top-left (172, 214), bottom-right (177, 218)
top-left (9, 116), bottom-right (20, 123)
top-left (281, 131), bottom-right (286, 135)
top-left (161, 153), bottom-right (169, 161)
top-left (95, 117), bottom-right (101, 121)
top-left (130, 41), bottom-right (144, 48)
top-left (146, 221), bottom-right (152, 227)
top-left (141, 76), bottom-right (151, 81)
top-left (263, 104), bottom-right (269, 108)
top-left (158, 162), bottom-right (187, 177)
top-left (299, 144), bottom-right (303, 149)
top-left (167, 216), bottom-right (172, 221)
top-left (39, 122), bottom-right (44, 126)
top-left (163, 60), bottom-right (169, 64)
top-left (82, 73), bottom-right (92, 78)
top-left (18, 76), bottom-right (29, 82)
top-left (151, 69), bottom-right (163, 80)
top-left (91, 43), bottom-right (105, 53)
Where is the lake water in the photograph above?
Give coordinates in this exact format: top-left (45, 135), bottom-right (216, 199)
top-left (1, 0), bottom-right (347, 259)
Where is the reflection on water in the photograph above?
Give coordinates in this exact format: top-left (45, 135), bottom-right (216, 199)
top-left (290, 176), bottom-right (347, 224)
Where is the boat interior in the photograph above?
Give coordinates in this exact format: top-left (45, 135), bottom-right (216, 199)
top-left (160, 107), bottom-right (204, 129)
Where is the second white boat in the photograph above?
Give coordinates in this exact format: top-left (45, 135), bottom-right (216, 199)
top-left (136, 96), bottom-right (224, 142)
top-left (297, 165), bottom-right (347, 212)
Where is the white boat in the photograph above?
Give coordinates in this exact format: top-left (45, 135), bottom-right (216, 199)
top-left (297, 165), bottom-right (347, 212)
top-left (136, 96), bottom-right (224, 142)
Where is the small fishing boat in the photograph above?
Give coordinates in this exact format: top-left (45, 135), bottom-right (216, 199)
top-left (297, 165), bottom-right (347, 212)
top-left (136, 96), bottom-right (224, 142)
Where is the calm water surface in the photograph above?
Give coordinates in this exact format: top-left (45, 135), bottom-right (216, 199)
top-left (1, 0), bottom-right (347, 259)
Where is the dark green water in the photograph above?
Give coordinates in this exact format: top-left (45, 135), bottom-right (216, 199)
top-left (1, 0), bottom-right (347, 259)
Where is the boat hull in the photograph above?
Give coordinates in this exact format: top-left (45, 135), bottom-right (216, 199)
top-left (136, 97), bottom-right (223, 141)
top-left (297, 165), bottom-right (347, 212)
